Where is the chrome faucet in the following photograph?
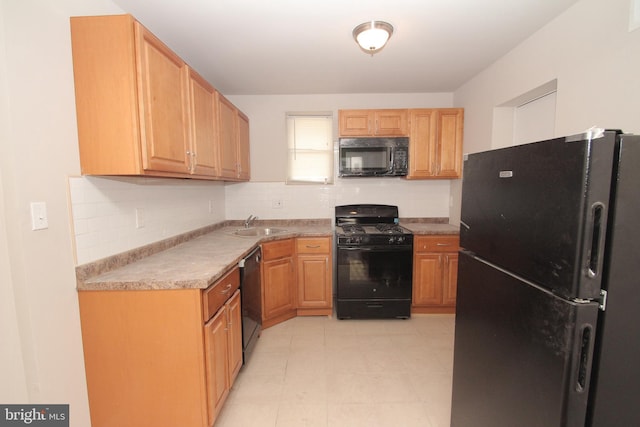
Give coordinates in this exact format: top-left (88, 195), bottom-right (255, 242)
top-left (244, 215), bottom-right (258, 228)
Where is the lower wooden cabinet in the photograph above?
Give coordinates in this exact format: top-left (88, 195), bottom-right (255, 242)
top-left (412, 235), bottom-right (460, 313)
top-left (261, 239), bottom-right (297, 328)
top-left (296, 237), bottom-right (333, 315)
top-left (204, 306), bottom-right (230, 425)
top-left (261, 236), bottom-right (334, 328)
top-left (78, 266), bottom-right (242, 427)
top-left (204, 289), bottom-right (242, 425)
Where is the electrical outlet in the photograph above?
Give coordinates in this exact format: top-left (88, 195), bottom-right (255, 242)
top-left (271, 199), bottom-right (283, 209)
top-left (208, 200), bottom-right (213, 214)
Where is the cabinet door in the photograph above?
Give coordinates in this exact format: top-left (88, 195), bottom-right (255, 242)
top-left (413, 253), bottom-right (443, 306)
top-left (442, 253), bottom-right (459, 306)
top-left (408, 109), bottom-right (437, 178)
top-left (237, 111), bottom-right (251, 181)
top-left (338, 110), bottom-right (372, 136)
top-left (297, 255), bottom-right (331, 308)
top-left (135, 22), bottom-right (190, 174)
top-left (435, 109), bottom-right (464, 178)
top-left (226, 290), bottom-right (243, 386)
top-left (407, 108), bottom-right (464, 179)
top-left (187, 67), bottom-right (219, 176)
top-left (204, 307), bottom-right (229, 426)
top-left (262, 257), bottom-right (295, 319)
top-left (373, 109), bottom-right (408, 136)
top-left (217, 95), bottom-right (239, 179)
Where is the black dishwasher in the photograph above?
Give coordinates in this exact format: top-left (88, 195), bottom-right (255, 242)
top-left (239, 246), bottom-right (262, 365)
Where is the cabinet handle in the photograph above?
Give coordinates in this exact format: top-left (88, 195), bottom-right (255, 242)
top-left (186, 150), bottom-right (197, 173)
top-left (436, 243), bottom-right (451, 246)
top-left (306, 245), bottom-right (321, 249)
top-left (221, 283), bottom-right (233, 294)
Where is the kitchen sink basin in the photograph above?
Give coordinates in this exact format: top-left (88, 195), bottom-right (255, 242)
top-left (232, 227), bottom-right (288, 237)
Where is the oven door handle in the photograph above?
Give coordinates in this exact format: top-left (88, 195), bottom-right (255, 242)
top-left (339, 246), bottom-right (412, 252)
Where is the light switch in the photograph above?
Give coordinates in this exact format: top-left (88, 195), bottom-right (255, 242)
top-left (30, 202), bottom-right (48, 230)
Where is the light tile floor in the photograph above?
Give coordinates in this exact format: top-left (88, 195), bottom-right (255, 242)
top-left (216, 314), bottom-right (455, 427)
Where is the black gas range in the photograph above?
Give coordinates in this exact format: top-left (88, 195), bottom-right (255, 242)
top-left (335, 204), bottom-right (413, 319)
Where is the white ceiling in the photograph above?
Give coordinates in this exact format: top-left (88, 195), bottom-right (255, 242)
top-left (112, 0), bottom-right (579, 95)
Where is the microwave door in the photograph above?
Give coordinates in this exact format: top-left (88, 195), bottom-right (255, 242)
top-left (341, 147), bottom-right (388, 175)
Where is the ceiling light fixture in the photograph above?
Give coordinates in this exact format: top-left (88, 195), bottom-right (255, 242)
top-left (353, 20), bottom-right (394, 55)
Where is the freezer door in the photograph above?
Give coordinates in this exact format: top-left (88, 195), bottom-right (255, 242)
top-left (451, 252), bottom-right (599, 427)
top-left (460, 132), bottom-right (616, 300)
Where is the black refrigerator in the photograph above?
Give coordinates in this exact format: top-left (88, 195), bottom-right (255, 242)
top-left (450, 129), bottom-right (640, 427)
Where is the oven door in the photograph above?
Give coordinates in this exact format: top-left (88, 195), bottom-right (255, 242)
top-left (337, 245), bottom-right (413, 299)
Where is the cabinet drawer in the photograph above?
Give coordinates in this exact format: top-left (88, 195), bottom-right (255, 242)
top-left (414, 235), bottom-right (460, 253)
top-left (203, 267), bottom-right (240, 322)
top-left (262, 239), bottom-right (295, 261)
top-left (296, 237), bottom-right (331, 254)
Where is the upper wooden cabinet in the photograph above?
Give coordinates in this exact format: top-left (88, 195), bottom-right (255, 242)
top-left (237, 111), bottom-right (251, 181)
top-left (218, 94), bottom-right (251, 181)
top-left (407, 108), bottom-right (464, 179)
top-left (339, 109), bottom-right (409, 136)
top-left (217, 95), bottom-right (240, 179)
top-left (187, 68), bottom-right (219, 177)
top-left (70, 14), bottom-right (249, 181)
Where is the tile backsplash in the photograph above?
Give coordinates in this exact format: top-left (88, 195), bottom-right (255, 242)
top-left (68, 176), bottom-right (226, 265)
top-left (69, 175), bottom-right (451, 265)
top-left (225, 179), bottom-right (451, 220)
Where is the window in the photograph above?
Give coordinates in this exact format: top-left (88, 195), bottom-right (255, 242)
top-left (286, 113), bottom-right (334, 184)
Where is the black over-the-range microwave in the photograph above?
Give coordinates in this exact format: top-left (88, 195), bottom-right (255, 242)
top-left (338, 137), bottom-right (409, 177)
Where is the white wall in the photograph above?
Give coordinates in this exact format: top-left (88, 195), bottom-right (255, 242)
top-left (228, 93), bottom-right (453, 182)
top-left (225, 93), bottom-right (456, 220)
top-left (450, 0), bottom-right (640, 225)
top-left (0, 3), bottom-right (28, 400)
top-left (0, 3), bottom-right (454, 423)
top-left (0, 0), bottom-right (122, 424)
top-left (5, 0), bottom-right (636, 423)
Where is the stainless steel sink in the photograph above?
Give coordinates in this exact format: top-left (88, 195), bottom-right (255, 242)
top-left (232, 227), bottom-right (288, 237)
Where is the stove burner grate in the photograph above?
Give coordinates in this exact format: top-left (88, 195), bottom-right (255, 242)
top-left (375, 224), bottom-right (406, 234)
top-left (341, 224), bottom-right (364, 234)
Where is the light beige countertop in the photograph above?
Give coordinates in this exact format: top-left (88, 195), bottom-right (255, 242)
top-left (77, 223), bottom-right (332, 291)
top-left (76, 219), bottom-right (458, 292)
top-left (402, 222), bottom-right (460, 235)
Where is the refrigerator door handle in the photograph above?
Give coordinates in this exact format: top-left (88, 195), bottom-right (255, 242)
top-left (586, 202), bottom-right (605, 278)
top-left (575, 325), bottom-right (593, 392)
top-left (564, 307), bottom-right (598, 427)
